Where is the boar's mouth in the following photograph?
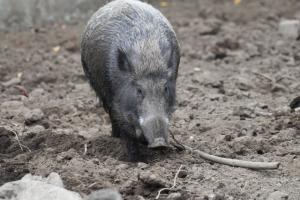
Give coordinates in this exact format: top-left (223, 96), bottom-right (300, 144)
top-left (147, 137), bottom-right (169, 149)
top-left (138, 115), bottom-right (170, 149)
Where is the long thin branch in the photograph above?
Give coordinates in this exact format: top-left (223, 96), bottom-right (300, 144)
top-left (183, 145), bottom-right (279, 170)
top-left (155, 165), bottom-right (183, 199)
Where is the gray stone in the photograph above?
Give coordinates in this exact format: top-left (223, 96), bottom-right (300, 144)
top-left (135, 196), bottom-right (146, 200)
top-left (24, 108), bottom-right (44, 124)
top-left (167, 192), bottom-right (182, 200)
top-left (137, 162), bottom-right (149, 169)
top-left (267, 191), bottom-right (288, 200)
top-left (279, 20), bottom-right (300, 39)
top-left (138, 171), bottom-right (169, 187)
top-left (1, 77), bottom-right (21, 87)
top-left (273, 106), bottom-right (291, 117)
top-left (86, 189), bottom-right (122, 200)
top-left (235, 77), bottom-right (253, 91)
top-left (46, 172), bottom-right (64, 188)
top-left (27, 125), bottom-right (45, 134)
top-left (29, 88), bottom-right (46, 97)
top-left (0, 173), bottom-right (82, 200)
top-left (21, 173), bottom-right (63, 188)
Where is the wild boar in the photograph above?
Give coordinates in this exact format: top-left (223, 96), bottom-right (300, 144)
top-left (81, 0), bottom-right (180, 161)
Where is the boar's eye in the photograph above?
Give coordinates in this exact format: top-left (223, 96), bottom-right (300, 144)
top-left (164, 85), bottom-right (169, 95)
top-left (136, 87), bottom-right (144, 100)
top-left (118, 49), bottom-right (131, 72)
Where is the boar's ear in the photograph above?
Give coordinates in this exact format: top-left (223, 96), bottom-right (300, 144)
top-left (118, 49), bottom-right (132, 72)
top-left (160, 39), bottom-right (172, 66)
top-left (161, 47), bottom-right (177, 78)
top-left (160, 39), bottom-right (179, 71)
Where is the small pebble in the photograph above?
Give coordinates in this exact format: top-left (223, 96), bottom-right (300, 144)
top-left (178, 170), bottom-right (188, 178)
top-left (137, 162), bottom-right (149, 169)
top-left (279, 20), bottom-right (300, 39)
top-left (273, 106), bottom-right (291, 116)
top-left (29, 88), bottom-right (46, 97)
top-left (235, 77), bottom-right (253, 91)
top-left (1, 77), bottom-right (21, 87)
top-left (86, 189), bottom-right (122, 200)
top-left (135, 195), bottom-right (146, 200)
top-left (210, 193), bottom-right (225, 200)
top-left (27, 125), bottom-right (45, 134)
top-left (224, 134), bottom-right (233, 141)
top-left (56, 149), bottom-right (78, 161)
top-left (167, 192), bottom-right (182, 200)
top-left (138, 171), bottom-right (168, 187)
top-left (267, 191), bottom-right (288, 200)
top-left (24, 108), bottom-right (44, 125)
top-left (116, 164), bottom-right (130, 170)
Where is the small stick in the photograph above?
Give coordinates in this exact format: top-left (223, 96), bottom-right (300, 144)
top-left (155, 165), bottom-right (183, 199)
top-left (183, 145), bottom-right (279, 170)
top-left (252, 72), bottom-right (273, 82)
top-left (83, 143), bottom-right (88, 155)
top-left (14, 85), bottom-right (29, 97)
top-left (88, 182), bottom-right (98, 188)
top-left (11, 130), bottom-right (31, 152)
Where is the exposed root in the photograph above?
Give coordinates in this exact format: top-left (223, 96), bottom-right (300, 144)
top-left (155, 165), bottom-right (183, 199)
top-left (182, 144), bottom-right (280, 170)
top-left (169, 131), bottom-right (280, 170)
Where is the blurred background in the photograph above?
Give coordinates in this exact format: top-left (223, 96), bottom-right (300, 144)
top-left (1, 0), bottom-right (300, 31)
top-left (0, 0), bottom-right (103, 30)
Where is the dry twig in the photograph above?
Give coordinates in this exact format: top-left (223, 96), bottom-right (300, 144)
top-left (11, 130), bottom-right (31, 152)
top-left (155, 165), bottom-right (183, 199)
top-left (88, 182), bottom-right (98, 188)
top-left (183, 145), bottom-right (279, 170)
top-left (83, 143), bottom-right (88, 155)
top-left (169, 130), bottom-right (280, 170)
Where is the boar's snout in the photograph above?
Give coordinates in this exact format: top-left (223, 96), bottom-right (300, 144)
top-left (148, 137), bottom-right (168, 149)
top-left (139, 115), bottom-right (170, 149)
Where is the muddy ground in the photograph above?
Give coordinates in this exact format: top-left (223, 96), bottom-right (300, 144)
top-left (0, 0), bottom-right (300, 199)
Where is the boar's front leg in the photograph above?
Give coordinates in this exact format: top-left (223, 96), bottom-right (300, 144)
top-left (120, 127), bottom-right (142, 162)
top-left (108, 109), bottom-right (121, 138)
top-left (111, 119), bottom-right (121, 138)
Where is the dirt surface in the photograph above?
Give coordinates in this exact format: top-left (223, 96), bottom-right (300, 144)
top-left (1, 0), bottom-right (300, 199)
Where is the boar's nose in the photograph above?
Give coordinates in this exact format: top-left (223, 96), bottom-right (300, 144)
top-left (148, 137), bottom-right (168, 149)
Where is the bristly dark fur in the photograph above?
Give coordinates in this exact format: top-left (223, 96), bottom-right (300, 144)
top-left (81, 0), bottom-right (180, 161)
